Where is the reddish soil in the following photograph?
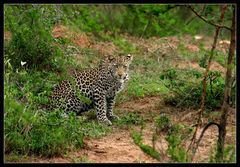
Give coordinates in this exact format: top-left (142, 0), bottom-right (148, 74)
top-left (74, 129), bottom-right (159, 163)
top-left (19, 96), bottom-right (235, 163)
top-left (90, 42), bottom-right (120, 56)
top-left (51, 25), bottom-right (119, 56)
top-left (52, 25), bottom-right (92, 48)
top-left (171, 60), bottom-right (226, 74)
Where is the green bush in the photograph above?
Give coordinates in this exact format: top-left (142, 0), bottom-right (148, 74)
top-left (5, 4), bottom-right (232, 40)
top-left (4, 62), bottom-right (111, 157)
top-left (152, 115), bottom-right (193, 162)
top-left (163, 69), bottom-right (227, 110)
top-left (4, 88), bottom-right (110, 157)
top-left (4, 5), bottom-right (62, 70)
top-left (4, 80), bottom-right (83, 157)
top-left (154, 114), bottom-right (172, 133)
top-left (165, 123), bottom-right (193, 162)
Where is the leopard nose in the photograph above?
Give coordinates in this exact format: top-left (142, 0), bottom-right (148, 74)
top-left (118, 73), bottom-right (123, 78)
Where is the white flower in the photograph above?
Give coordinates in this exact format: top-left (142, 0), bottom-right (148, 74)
top-left (21, 61), bottom-right (27, 66)
top-left (194, 35), bottom-right (203, 40)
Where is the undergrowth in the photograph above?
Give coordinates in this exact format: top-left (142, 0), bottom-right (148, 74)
top-left (154, 114), bottom-right (193, 162)
top-left (162, 68), bottom-right (229, 110)
top-left (132, 131), bottom-right (161, 161)
top-left (4, 69), bottom-right (111, 157)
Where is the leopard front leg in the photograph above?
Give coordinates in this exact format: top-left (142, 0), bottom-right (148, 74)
top-left (93, 93), bottom-right (112, 126)
top-left (106, 96), bottom-right (119, 121)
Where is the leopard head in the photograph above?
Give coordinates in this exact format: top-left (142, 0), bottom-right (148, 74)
top-left (109, 54), bottom-right (133, 82)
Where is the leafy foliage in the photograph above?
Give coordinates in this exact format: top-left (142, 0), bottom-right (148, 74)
top-left (162, 68), bottom-right (228, 110)
top-left (4, 79), bottom-right (82, 156)
top-left (4, 5), bottom-right (63, 70)
top-left (165, 123), bottom-right (193, 162)
top-left (154, 114), bottom-right (172, 133)
top-left (5, 4), bottom-right (232, 40)
top-left (4, 62), bottom-right (111, 157)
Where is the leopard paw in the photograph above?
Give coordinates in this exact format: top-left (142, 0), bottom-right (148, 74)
top-left (109, 115), bottom-right (120, 121)
top-left (99, 119), bottom-right (112, 126)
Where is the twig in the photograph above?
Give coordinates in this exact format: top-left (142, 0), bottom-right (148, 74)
top-left (186, 5), bottom-right (206, 25)
top-left (186, 5), bottom-right (232, 31)
top-left (191, 122), bottom-right (221, 160)
top-left (94, 149), bottom-right (107, 154)
top-left (166, 40), bottom-right (176, 52)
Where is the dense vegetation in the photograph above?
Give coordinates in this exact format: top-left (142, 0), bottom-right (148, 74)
top-left (4, 4), bottom-right (235, 162)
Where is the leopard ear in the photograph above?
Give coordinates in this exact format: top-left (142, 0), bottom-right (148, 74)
top-left (106, 55), bottom-right (116, 62)
top-left (126, 54), bottom-right (133, 60)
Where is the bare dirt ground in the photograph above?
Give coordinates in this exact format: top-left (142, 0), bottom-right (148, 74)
top-left (17, 96), bottom-right (235, 163)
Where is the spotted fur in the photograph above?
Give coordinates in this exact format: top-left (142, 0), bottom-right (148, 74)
top-left (48, 54), bottom-right (133, 125)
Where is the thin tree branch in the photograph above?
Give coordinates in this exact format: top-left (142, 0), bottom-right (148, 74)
top-left (191, 122), bottom-right (221, 160)
top-left (187, 5), bottom-right (228, 160)
top-left (186, 5), bottom-right (232, 31)
top-left (186, 5), bottom-right (206, 25)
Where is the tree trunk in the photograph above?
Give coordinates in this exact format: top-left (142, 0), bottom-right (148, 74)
top-left (215, 5), bottom-right (236, 162)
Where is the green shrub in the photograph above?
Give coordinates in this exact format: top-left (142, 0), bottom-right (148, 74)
top-left (132, 131), bottom-right (160, 161)
top-left (4, 90), bottom-right (110, 157)
top-left (152, 114), bottom-right (193, 162)
top-left (61, 5), bottom-right (104, 33)
top-left (154, 114), bottom-right (172, 133)
top-left (165, 123), bottom-right (192, 162)
top-left (160, 68), bottom-right (178, 80)
top-left (4, 5), bottom-right (62, 70)
top-left (4, 84), bottom-right (84, 157)
top-left (5, 4), bottom-right (232, 40)
top-left (163, 69), bottom-right (226, 110)
top-left (4, 63), bottom-right (110, 157)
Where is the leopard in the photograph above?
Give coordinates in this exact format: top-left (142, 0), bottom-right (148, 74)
top-left (48, 54), bottom-right (133, 125)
